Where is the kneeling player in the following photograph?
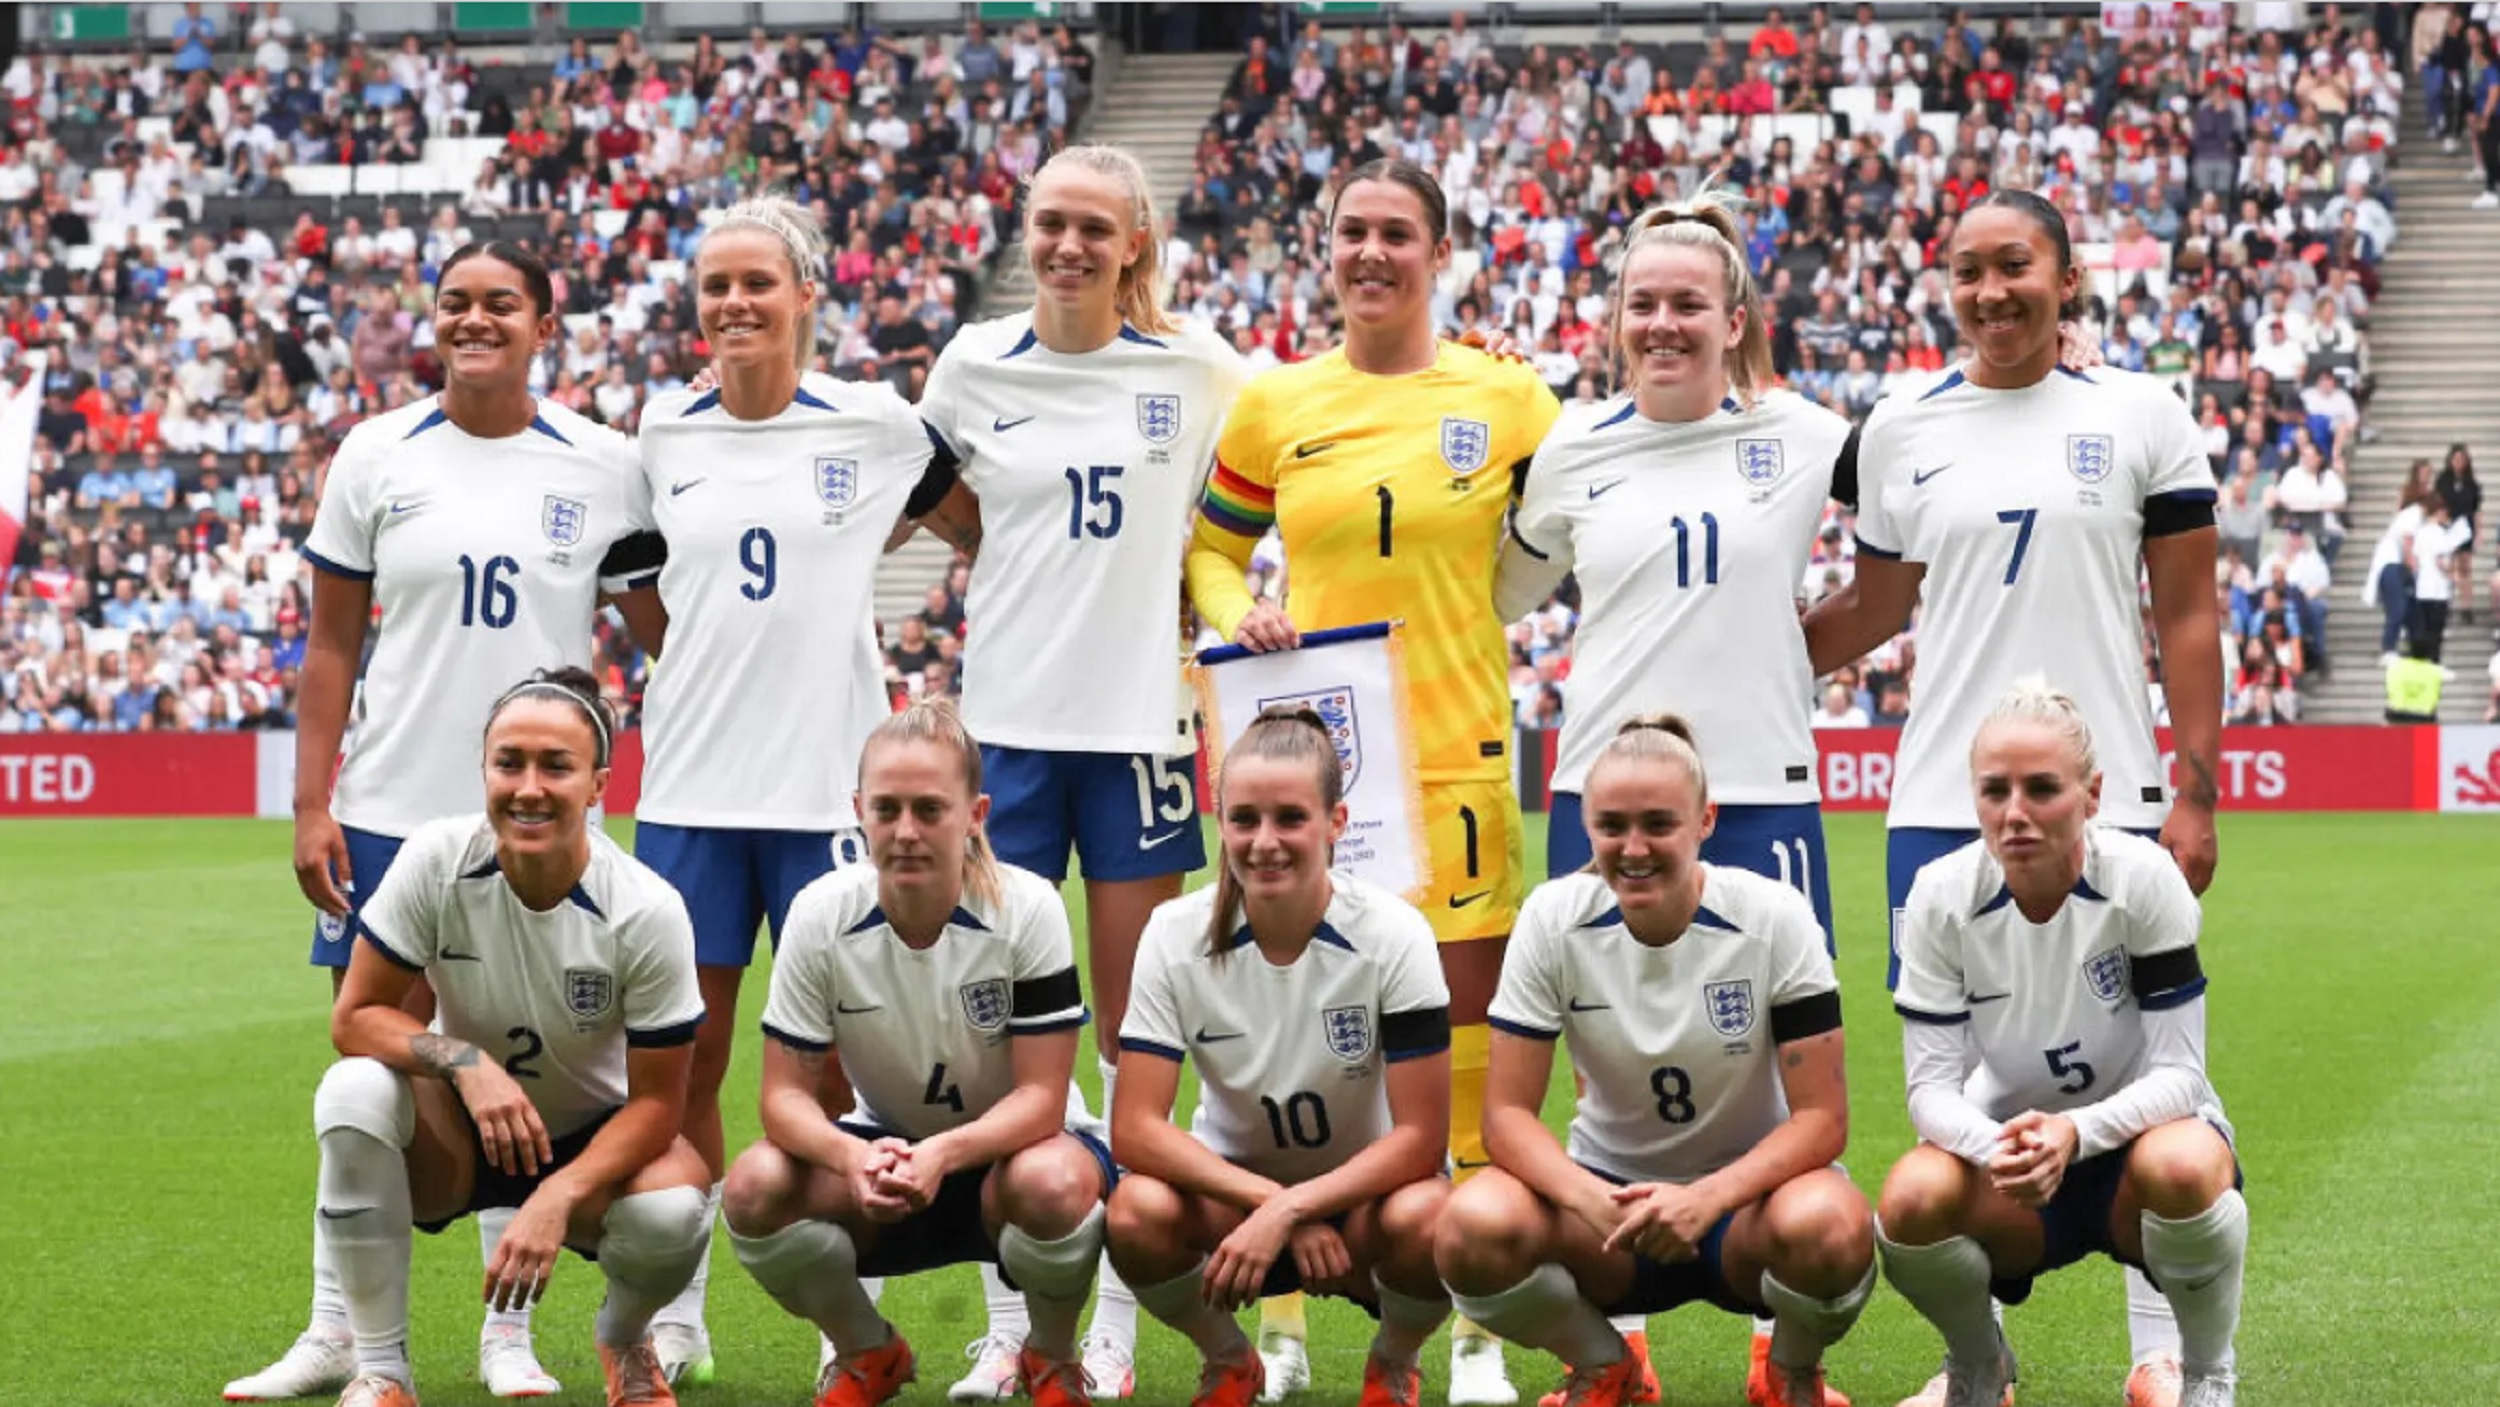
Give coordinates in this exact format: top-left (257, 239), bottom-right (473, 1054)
top-left (1109, 706), bottom-right (1455, 1407)
top-left (312, 669), bottom-right (711, 1407)
top-left (1877, 680), bottom-right (2243, 1407)
top-left (725, 700), bottom-right (1111, 1407)
top-left (1437, 717), bottom-right (1872, 1407)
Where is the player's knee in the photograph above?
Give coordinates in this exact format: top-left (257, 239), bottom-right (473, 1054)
top-left (998, 1138), bottom-right (1103, 1238)
top-left (1876, 1146), bottom-right (1971, 1243)
top-left (1433, 1172), bottom-right (1539, 1292)
top-left (1374, 1176), bottom-right (1450, 1250)
top-left (601, 1184), bottom-right (711, 1269)
top-left (1104, 1174), bottom-right (1187, 1279)
top-left (720, 1141), bottom-right (803, 1237)
top-left (313, 1056), bottom-right (415, 1147)
top-left (2125, 1120), bottom-right (2234, 1217)
top-left (1767, 1175), bottom-right (1875, 1287)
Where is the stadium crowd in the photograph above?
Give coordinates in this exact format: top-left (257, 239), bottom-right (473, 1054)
top-left (7, 3), bottom-right (2500, 736)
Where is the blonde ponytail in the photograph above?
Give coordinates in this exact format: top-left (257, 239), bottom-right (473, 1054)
top-left (1974, 674), bottom-right (2099, 780)
top-left (1611, 183), bottom-right (1773, 401)
top-left (860, 697), bottom-right (1003, 911)
top-left (1032, 144), bottom-right (1179, 337)
top-left (699, 191), bottom-right (830, 369)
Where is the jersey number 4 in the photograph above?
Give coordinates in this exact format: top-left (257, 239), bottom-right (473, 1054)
top-left (924, 1061), bottom-right (965, 1114)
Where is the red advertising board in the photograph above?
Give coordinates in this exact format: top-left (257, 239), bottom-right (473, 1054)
top-left (1808, 725), bottom-right (2431, 812)
top-left (0, 732), bottom-right (261, 817)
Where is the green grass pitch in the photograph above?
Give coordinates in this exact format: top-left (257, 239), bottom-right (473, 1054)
top-left (2, 812), bottom-right (2494, 1405)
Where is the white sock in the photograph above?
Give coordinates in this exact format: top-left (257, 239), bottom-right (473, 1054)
top-left (1134, 1261), bottom-right (1252, 1361)
top-left (319, 1125), bottom-right (415, 1387)
top-left (1875, 1226), bottom-right (2000, 1368)
top-left (1372, 1276), bottom-right (1449, 1365)
top-left (1449, 1263), bottom-right (1620, 1370)
top-left (2125, 1264), bottom-right (2186, 1364)
top-left (650, 1180), bottom-right (721, 1333)
top-left (478, 1207), bottom-right (533, 1334)
top-left (730, 1219), bottom-right (889, 1356)
top-left (999, 1205), bottom-right (1106, 1360)
top-left (594, 1187), bottom-right (711, 1350)
top-left (309, 1208), bottom-right (350, 1335)
top-left (1759, 1264), bottom-right (1875, 1374)
top-left (981, 1262), bottom-right (1032, 1340)
top-left (2140, 1190), bottom-right (2248, 1379)
top-left (1086, 1055), bottom-right (1139, 1350)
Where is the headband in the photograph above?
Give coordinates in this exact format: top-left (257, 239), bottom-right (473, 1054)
top-left (492, 679), bottom-right (611, 766)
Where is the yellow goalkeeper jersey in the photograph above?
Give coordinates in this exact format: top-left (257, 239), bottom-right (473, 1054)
top-left (1186, 343), bottom-right (1562, 784)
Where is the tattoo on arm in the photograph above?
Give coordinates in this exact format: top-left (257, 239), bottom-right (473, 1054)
top-left (2180, 751), bottom-right (2221, 809)
top-left (1783, 1048), bottom-right (1806, 1069)
top-left (926, 510), bottom-right (981, 557)
top-left (410, 1033), bottom-right (483, 1080)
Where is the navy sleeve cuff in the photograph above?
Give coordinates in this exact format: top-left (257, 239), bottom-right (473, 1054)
top-left (303, 547), bottom-right (375, 582)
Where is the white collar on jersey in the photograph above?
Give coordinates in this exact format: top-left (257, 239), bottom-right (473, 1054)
top-left (458, 853), bottom-right (605, 916)
top-left (845, 903), bottom-right (989, 936)
top-left (1973, 872), bottom-right (2109, 919)
top-left (1221, 919), bottom-right (1354, 953)
top-left (1579, 902), bottom-right (1739, 933)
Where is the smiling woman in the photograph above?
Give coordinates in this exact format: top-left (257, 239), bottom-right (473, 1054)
top-left (228, 242), bottom-right (667, 1404)
top-left (619, 194), bottom-right (964, 1383)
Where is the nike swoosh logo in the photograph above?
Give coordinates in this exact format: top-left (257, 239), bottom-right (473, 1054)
top-left (1588, 479), bottom-right (1626, 500)
top-left (993, 415), bottom-right (1036, 433)
top-left (836, 1001), bottom-right (883, 1015)
top-left (1968, 992), bottom-right (2011, 1005)
top-left (1448, 890), bottom-right (1490, 909)
top-left (1195, 1027), bottom-right (1245, 1044)
top-left (1567, 997), bottom-right (1611, 1012)
top-left (440, 949), bottom-right (482, 963)
top-left (1912, 464), bottom-right (1953, 486)
top-left (316, 1207), bottom-right (367, 1221)
top-left (1293, 440), bottom-right (1338, 459)
top-left (1139, 829), bottom-right (1190, 851)
top-left (388, 502), bottom-right (415, 515)
top-left (669, 478), bottom-right (706, 496)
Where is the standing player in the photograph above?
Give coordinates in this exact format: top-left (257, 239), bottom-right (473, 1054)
top-left (1186, 158), bottom-right (1561, 1407)
top-left (311, 668), bottom-right (710, 1407)
top-left (916, 143), bottom-right (1250, 1400)
top-left (626, 194), bottom-right (962, 1385)
top-left (724, 700), bottom-right (1111, 1407)
top-left (1879, 680), bottom-right (2243, 1407)
top-left (1109, 706), bottom-right (1454, 1407)
top-left (230, 243), bottom-right (662, 1403)
top-left (1436, 717), bottom-right (1872, 1407)
top-left (1803, 189), bottom-right (2223, 1407)
top-left (1494, 189), bottom-right (1854, 1407)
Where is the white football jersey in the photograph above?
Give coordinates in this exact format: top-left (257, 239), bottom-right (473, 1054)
top-left (1513, 391), bottom-right (1849, 800)
top-left (1489, 868), bottom-right (1840, 1184)
top-left (1121, 875), bottom-right (1451, 1185)
top-left (1853, 365), bottom-right (2216, 830)
top-left (357, 815), bottom-right (704, 1139)
top-left (921, 314), bottom-right (1251, 755)
top-left (634, 375), bottom-right (943, 830)
top-left (761, 862), bottom-right (1088, 1140)
top-left (1893, 829), bottom-right (2222, 1127)
top-left (304, 398), bottom-right (649, 838)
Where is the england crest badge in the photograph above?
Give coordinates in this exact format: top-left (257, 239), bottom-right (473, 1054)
top-left (2082, 946), bottom-right (2128, 1003)
top-left (1736, 438), bottom-right (1786, 486)
top-left (1137, 394), bottom-right (1182, 445)
top-left (1705, 979), bottom-right (1756, 1038)
top-left (960, 978), bottom-right (1010, 1032)
top-left (816, 455), bottom-right (859, 508)
top-left (1256, 685), bottom-right (1360, 789)
top-left (2067, 434), bottom-right (2115, 485)
top-left (1441, 416), bottom-right (1490, 474)
top-left (1323, 1005), bottom-right (1375, 1061)
top-left (541, 494), bottom-right (587, 547)
top-left (564, 966), bottom-right (614, 1019)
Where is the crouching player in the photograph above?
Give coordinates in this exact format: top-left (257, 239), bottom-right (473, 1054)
top-left (313, 667), bottom-right (711, 1407)
top-left (725, 699), bottom-right (1112, 1407)
top-left (1877, 680), bottom-right (2244, 1407)
top-left (1437, 718), bottom-right (1874, 1407)
top-left (1109, 706), bottom-right (1455, 1407)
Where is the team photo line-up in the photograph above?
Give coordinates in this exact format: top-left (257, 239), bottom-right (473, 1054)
top-left (244, 144), bottom-right (2238, 1407)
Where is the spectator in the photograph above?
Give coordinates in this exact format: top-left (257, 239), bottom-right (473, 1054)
top-left (1809, 683), bottom-right (1870, 730)
top-left (2434, 444), bottom-right (2481, 620)
top-left (2410, 496), bottom-right (2472, 662)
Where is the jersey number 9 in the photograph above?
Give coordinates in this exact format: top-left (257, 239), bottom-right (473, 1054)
top-left (740, 527), bottom-right (777, 601)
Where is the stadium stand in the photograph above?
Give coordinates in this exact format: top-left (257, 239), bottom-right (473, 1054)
top-left (5, 2), bottom-right (2494, 735)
